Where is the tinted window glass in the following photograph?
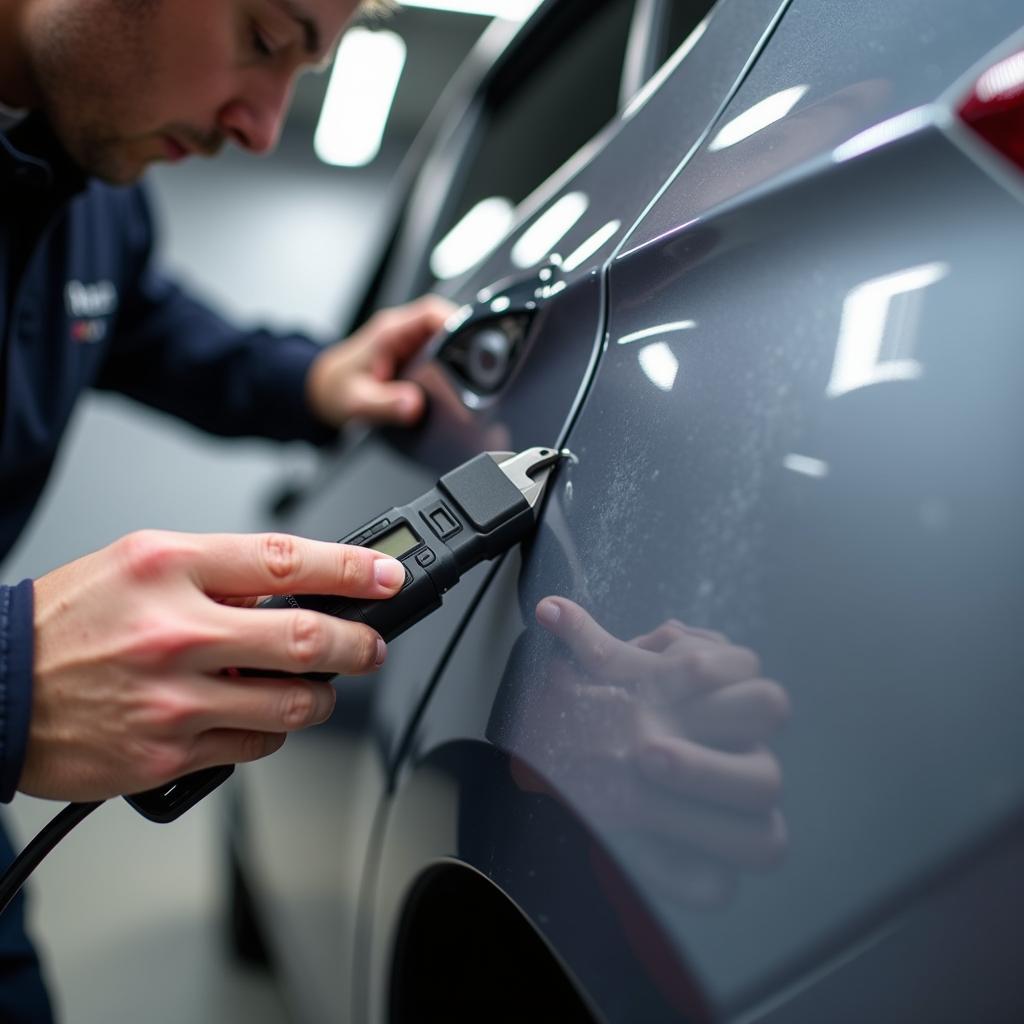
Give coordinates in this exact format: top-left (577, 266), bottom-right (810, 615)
top-left (430, 0), bottom-right (636, 278)
top-left (660, 0), bottom-right (718, 63)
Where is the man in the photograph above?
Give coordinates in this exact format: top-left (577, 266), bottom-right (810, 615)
top-left (0, 0), bottom-right (450, 1017)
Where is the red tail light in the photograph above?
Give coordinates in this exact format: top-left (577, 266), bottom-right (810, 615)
top-left (959, 49), bottom-right (1024, 171)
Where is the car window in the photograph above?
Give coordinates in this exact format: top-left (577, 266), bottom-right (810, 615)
top-left (659, 0), bottom-right (719, 66)
top-left (428, 0), bottom-right (637, 285)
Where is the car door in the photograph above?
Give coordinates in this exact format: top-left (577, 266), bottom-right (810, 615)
top-left (366, 2), bottom-right (1024, 1023)
top-left (238, 1), bottom-right (792, 1021)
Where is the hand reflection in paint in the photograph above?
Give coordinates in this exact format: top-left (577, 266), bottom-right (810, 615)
top-left (511, 596), bottom-right (790, 908)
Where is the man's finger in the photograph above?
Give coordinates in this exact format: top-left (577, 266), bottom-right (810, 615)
top-left (198, 603), bottom-right (387, 677)
top-left (186, 729), bottom-right (287, 773)
top-left (181, 675), bottom-right (337, 734)
top-left (189, 532), bottom-right (407, 599)
top-left (213, 595), bottom-right (263, 608)
top-left (344, 377), bottom-right (425, 425)
top-left (371, 295), bottom-right (456, 362)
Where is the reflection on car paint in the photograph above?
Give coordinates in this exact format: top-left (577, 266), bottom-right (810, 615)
top-left (781, 453), bottom-right (829, 479)
top-left (511, 191), bottom-right (591, 268)
top-left (616, 319), bottom-right (698, 346)
top-left (826, 262), bottom-right (948, 398)
top-left (536, 278), bottom-right (567, 300)
top-left (638, 341), bottom-right (680, 391)
top-left (494, 467), bottom-right (791, 904)
top-left (430, 196), bottom-right (516, 280)
top-left (707, 84), bottom-right (810, 152)
top-left (490, 599), bottom-right (791, 902)
top-left (832, 105), bottom-right (935, 163)
top-left (563, 219), bottom-right (622, 272)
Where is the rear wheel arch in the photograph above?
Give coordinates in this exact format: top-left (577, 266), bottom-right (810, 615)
top-left (388, 861), bottom-right (599, 1024)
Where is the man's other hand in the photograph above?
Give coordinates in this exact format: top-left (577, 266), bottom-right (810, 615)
top-left (306, 295), bottom-right (455, 428)
top-left (24, 531), bottom-right (407, 802)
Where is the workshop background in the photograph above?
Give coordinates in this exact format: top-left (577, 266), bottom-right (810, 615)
top-left (0, 4), bottom-right (526, 1021)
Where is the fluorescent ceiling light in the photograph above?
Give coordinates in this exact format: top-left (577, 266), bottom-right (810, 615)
top-left (708, 84), bottom-right (808, 152)
top-left (430, 196), bottom-right (515, 280)
top-left (398, 0), bottom-right (542, 17)
top-left (315, 28), bottom-right (406, 168)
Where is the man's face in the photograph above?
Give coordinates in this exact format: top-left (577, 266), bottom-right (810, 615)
top-left (24, 0), bottom-right (361, 184)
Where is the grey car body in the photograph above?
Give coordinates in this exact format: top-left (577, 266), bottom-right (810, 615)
top-left (230, 1), bottom-right (1024, 1021)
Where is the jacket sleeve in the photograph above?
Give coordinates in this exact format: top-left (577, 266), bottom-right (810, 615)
top-left (0, 581), bottom-right (34, 803)
top-left (94, 185), bottom-right (337, 446)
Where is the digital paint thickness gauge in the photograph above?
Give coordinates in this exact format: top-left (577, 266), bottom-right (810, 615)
top-left (125, 447), bottom-right (564, 823)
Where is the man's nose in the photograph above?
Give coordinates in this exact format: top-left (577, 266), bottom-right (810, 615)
top-left (217, 75), bottom-right (294, 155)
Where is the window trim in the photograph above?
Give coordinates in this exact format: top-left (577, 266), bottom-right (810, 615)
top-left (621, 0), bottom-right (662, 106)
top-left (369, 0), bottom-right (651, 307)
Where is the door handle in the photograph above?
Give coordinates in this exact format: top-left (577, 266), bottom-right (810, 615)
top-left (437, 262), bottom-right (563, 396)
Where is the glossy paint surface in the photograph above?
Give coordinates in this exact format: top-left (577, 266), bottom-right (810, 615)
top-left (241, 4), bottom-right (793, 1018)
top-left (509, 144), bottom-right (1024, 1014)
top-left (242, 0), bottom-right (1024, 1021)
top-left (374, 3), bottom-right (1024, 1023)
top-left (624, 0), bottom-right (1024, 254)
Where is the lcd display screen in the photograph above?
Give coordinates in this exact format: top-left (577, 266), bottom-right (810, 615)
top-left (369, 523), bottom-right (419, 559)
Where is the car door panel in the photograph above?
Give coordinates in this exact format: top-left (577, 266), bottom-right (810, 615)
top-left (623, 0), bottom-right (1024, 255)
top-left (365, 2), bottom-right (1024, 1022)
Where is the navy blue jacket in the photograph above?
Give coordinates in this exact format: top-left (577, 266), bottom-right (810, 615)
top-left (1, 115), bottom-right (341, 1019)
top-left (0, 115), bottom-right (336, 805)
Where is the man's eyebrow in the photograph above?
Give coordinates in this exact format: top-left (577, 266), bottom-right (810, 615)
top-left (268, 0), bottom-right (322, 56)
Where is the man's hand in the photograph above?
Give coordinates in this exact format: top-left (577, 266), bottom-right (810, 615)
top-left (25, 530), bottom-right (408, 802)
top-left (306, 295), bottom-right (455, 428)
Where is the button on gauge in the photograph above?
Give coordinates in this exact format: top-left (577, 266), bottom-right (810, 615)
top-left (424, 502), bottom-right (461, 541)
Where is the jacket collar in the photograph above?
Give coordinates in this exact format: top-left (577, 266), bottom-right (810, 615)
top-left (0, 103), bottom-right (27, 133)
top-left (0, 114), bottom-right (87, 197)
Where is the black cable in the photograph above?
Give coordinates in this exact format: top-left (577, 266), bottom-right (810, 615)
top-left (0, 800), bottom-right (104, 915)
